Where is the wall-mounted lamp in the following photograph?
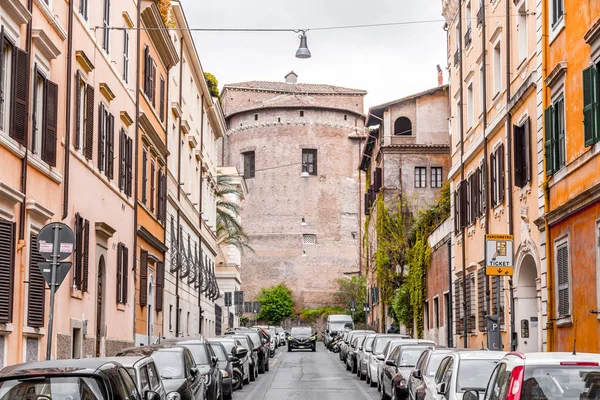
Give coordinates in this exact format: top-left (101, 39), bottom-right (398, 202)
top-left (301, 217), bottom-right (307, 226)
top-left (302, 250), bottom-right (307, 257)
top-left (301, 163), bottom-right (309, 179)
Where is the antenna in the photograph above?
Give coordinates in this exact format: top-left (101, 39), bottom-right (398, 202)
top-left (573, 320), bottom-right (578, 355)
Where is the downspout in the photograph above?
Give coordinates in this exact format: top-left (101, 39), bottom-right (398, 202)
top-left (133, 0), bottom-right (142, 344)
top-left (481, 0), bottom-right (491, 329)
top-left (447, 239), bottom-right (453, 347)
top-left (175, 37), bottom-right (184, 338)
top-left (162, 57), bottom-right (171, 341)
top-left (358, 125), bottom-right (362, 277)
top-left (458, 3), bottom-right (468, 348)
top-left (198, 92), bottom-right (204, 335)
top-left (62, 0), bottom-right (75, 220)
top-left (505, 0), bottom-right (516, 352)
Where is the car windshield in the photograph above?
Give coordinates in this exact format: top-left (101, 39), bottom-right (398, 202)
top-left (353, 335), bottom-right (366, 347)
top-left (329, 322), bottom-right (349, 332)
top-left (0, 377), bottom-right (105, 400)
top-left (398, 347), bottom-right (429, 368)
top-left (236, 337), bottom-right (252, 350)
top-left (521, 365), bottom-right (600, 399)
top-left (456, 359), bottom-right (500, 392)
top-left (364, 337), bottom-right (375, 352)
top-left (247, 332), bottom-right (262, 347)
top-left (181, 344), bottom-right (210, 365)
top-left (152, 351), bottom-right (185, 379)
top-left (210, 343), bottom-right (228, 361)
top-left (426, 352), bottom-right (451, 377)
top-left (218, 341), bottom-right (236, 355)
top-left (291, 327), bottom-right (312, 336)
top-left (374, 337), bottom-right (395, 354)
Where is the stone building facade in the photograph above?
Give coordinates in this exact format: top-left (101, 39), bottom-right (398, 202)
top-left (220, 72), bottom-right (366, 309)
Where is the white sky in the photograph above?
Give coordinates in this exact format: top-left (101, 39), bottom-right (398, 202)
top-left (180, 0), bottom-right (447, 109)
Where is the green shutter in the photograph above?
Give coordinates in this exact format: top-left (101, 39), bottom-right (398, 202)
top-left (583, 65), bottom-right (596, 147)
top-left (545, 106), bottom-right (555, 176)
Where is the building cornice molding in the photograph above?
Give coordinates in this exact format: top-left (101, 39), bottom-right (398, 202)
top-left (141, 4), bottom-right (179, 69)
top-left (139, 112), bottom-right (169, 159)
top-left (138, 225), bottom-right (168, 254)
top-left (32, 28), bottom-right (61, 60)
top-left (544, 181), bottom-right (600, 226)
top-left (25, 199), bottom-right (53, 224)
top-left (382, 143), bottom-right (451, 155)
top-left (545, 61), bottom-right (567, 88)
top-left (1, 0), bottom-right (32, 26)
top-left (584, 18), bottom-right (600, 45)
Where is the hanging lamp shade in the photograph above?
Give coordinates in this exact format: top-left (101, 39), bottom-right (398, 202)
top-left (295, 32), bottom-right (311, 59)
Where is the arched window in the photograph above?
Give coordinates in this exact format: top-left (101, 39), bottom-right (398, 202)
top-left (394, 117), bottom-right (412, 136)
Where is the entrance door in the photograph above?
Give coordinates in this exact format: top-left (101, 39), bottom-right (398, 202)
top-left (95, 257), bottom-right (105, 357)
top-left (515, 254), bottom-right (539, 352)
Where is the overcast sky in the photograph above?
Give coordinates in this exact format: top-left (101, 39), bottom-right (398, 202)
top-left (180, 0), bottom-right (447, 109)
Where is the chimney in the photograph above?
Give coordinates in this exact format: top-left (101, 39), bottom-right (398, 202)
top-left (437, 65), bottom-right (443, 87)
top-left (285, 71), bottom-right (298, 84)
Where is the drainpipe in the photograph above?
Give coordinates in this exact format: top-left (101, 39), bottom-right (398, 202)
top-left (62, 0), bottom-right (75, 220)
top-left (505, 0), bottom-right (516, 352)
top-left (198, 92), bottom-right (204, 334)
top-left (358, 130), bottom-right (362, 276)
top-left (447, 239), bottom-right (453, 347)
top-left (175, 37), bottom-right (184, 338)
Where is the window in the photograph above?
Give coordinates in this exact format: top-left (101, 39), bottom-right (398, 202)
top-left (299, 110), bottom-right (305, 117)
top-left (344, 114), bottom-right (347, 121)
top-left (544, 96), bottom-right (566, 175)
top-left (142, 148), bottom-right (148, 204)
top-left (102, 0), bottom-right (110, 53)
top-left (431, 167), bottom-right (442, 188)
top-left (157, 169), bottom-right (167, 223)
top-left (79, 0), bottom-right (88, 20)
top-left (583, 64), bottom-right (600, 147)
top-left (394, 117), bottom-right (412, 135)
top-left (479, 64), bottom-right (485, 115)
top-left (0, 34), bottom-right (15, 133)
top-left (467, 82), bottom-right (474, 129)
top-left (464, 1), bottom-right (472, 47)
top-left (302, 149), bottom-right (317, 176)
top-left (123, 29), bottom-right (129, 83)
top-left (303, 234), bottom-right (316, 244)
top-left (517, 3), bottom-right (528, 63)
top-left (479, 160), bottom-right (486, 217)
top-left (143, 46), bottom-right (156, 103)
top-left (490, 144), bottom-right (505, 207)
top-left (31, 68), bottom-right (58, 166)
top-left (98, 104), bottom-right (114, 178)
top-left (454, 278), bottom-right (464, 335)
top-left (556, 240), bottom-right (570, 318)
top-left (493, 41), bottom-right (502, 95)
top-left (414, 167), bottom-right (427, 188)
top-left (424, 301), bottom-right (430, 331)
top-left (116, 243), bottom-right (128, 304)
top-left (433, 297), bottom-right (439, 328)
top-left (551, 0), bottom-right (564, 28)
top-left (74, 214), bottom-right (90, 292)
top-left (0, 220), bottom-right (15, 324)
top-left (74, 74), bottom-right (95, 160)
top-left (27, 233), bottom-right (46, 328)
top-left (466, 173), bottom-right (473, 225)
top-left (513, 118), bottom-right (531, 188)
top-left (242, 151), bottom-right (255, 179)
top-left (119, 129), bottom-right (133, 196)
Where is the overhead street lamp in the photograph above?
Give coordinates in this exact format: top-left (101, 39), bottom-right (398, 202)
top-left (295, 30), bottom-right (311, 59)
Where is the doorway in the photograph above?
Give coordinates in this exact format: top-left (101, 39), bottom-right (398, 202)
top-left (515, 254), bottom-right (539, 352)
top-left (95, 256), bottom-right (106, 357)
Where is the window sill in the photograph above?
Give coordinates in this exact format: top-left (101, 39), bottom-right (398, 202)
top-left (117, 303), bottom-right (126, 312)
top-left (549, 18), bottom-right (565, 45)
top-left (71, 287), bottom-right (84, 299)
top-left (0, 324), bottom-right (14, 334)
top-left (556, 315), bottom-right (572, 327)
top-left (22, 326), bottom-right (45, 337)
top-left (28, 153), bottom-right (63, 184)
top-left (33, 0), bottom-right (67, 40)
top-left (0, 132), bottom-right (26, 158)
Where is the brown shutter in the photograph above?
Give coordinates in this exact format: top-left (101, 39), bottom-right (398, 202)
top-left (142, 149), bottom-right (147, 204)
top-left (123, 245), bottom-right (129, 304)
top-left (498, 145), bottom-right (505, 204)
top-left (460, 181), bottom-right (467, 229)
top-left (117, 243), bottom-right (123, 303)
top-left (140, 250), bottom-right (148, 306)
top-left (150, 161), bottom-right (155, 212)
top-left (523, 118), bottom-right (531, 184)
top-left (151, 61), bottom-right (156, 107)
top-left (85, 85), bottom-right (94, 160)
top-left (10, 48), bottom-right (29, 146)
top-left (0, 220), bottom-right (15, 323)
top-left (43, 80), bottom-right (58, 166)
top-left (83, 219), bottom-right (90, 292)
top-left (480, 160), bottom-right (486, 217)
top-left (107, 113), bottom-right (114, 179)
top-left (27, 233), bottom-right (46, 328)
top-left (478, 268), bottom-right (488, 332)
top-left (454, 278), bottom-right (463, 335)
top-left (454, 190), bottom-right (459, 233)
top-left (119, 129), bottom-right (125, 190)
top-left (490, 152), bottom-right (497, 206)
top-left (156, 261), bottom-right (164, 312)
top-left (74, 213), bottom-right (83, 290)
top-left (364, 193), bottom-right (370, 216)
top-left (126, 137), bottom-right (133, 196)
top-left (157, 169), bottom-right (163, 221)
top-left (0, 26), bottom-right (4, 109)
top-left (98, 104), bottom-right (105, 171)
top-left (75, 71), bottom-right (81, 150)
top-left (159, 77), bottom-right (165, 122)
top-left (161, 171), bottom-right (167, 223)
top-left (466, 273), bottom-right (474, 333)
top-left (143, 46), bottom-right (149, 95)
top-left (313, 150), bottom-right (318, 176)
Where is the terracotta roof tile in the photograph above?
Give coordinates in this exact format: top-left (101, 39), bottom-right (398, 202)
top-left (223, 81), bottom-right (367, 95)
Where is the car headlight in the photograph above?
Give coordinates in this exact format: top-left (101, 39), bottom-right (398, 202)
top-left (202, 374), bottom-right (211, 386)
top-left (288, 337), bottom-right (294, 341)
top-left (167, 393), bottom-right (181, 400)
top-left (310, 336), bottom-right (316, 341)
top-left (220, 370), bottom-right (229, 378)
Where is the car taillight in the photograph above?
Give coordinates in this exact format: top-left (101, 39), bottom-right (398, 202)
top-left (506, 365), bottom-right (524, 400)
top-left (560, 361), bottom-right (599, 366)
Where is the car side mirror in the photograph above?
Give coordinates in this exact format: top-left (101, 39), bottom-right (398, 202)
top-left (233, 346), bottom-right (248, 359)
top-left (385, 360), bottom-right (396, 367)
top-left (190, 367), bottom-right (199, 378)
top-left (145, 391), bottom-right (160, 400)
top-left (436, 382), bottom-right (447, 395)
top-left (412, 370), bottom-right (422, 379)
top-left (376, 354), bottom-right (385, 361)
top-left (211, 356), bottom-right (219, 367)
top-left (463, 390), bottom-right (479, 400)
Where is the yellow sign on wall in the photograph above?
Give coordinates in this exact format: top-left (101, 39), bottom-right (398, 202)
top-left (485, 234), bottom-right (514, 276)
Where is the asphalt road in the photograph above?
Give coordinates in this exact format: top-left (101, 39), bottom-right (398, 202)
top-left (233, 346), bottom-right (379, 400)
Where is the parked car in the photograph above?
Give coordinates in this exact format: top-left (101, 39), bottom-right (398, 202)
top-left (325, 314), bottom-right (354, 347)
top-left (377, 340), bottom-right (435, 393)
top-left (117, 345), bottom-right (206, 400)
top-left (463, 352), bottom-right (600, 400)
top-left (214, 337), bottom-right (249, 390)
top-left (208, 341), bottom-right (234, 399)
top-left (160, 338), bottom-right (222, 400)
top-left (346, 334), bottom-right (369, 373)
top-left (225, 332), bottom-right (261, 379)
top-left (0, 359), bottom-right (154, 400)
top-left (230, 328), bottom-right (269, 372)
top-left (275, 326), bottom-right (286, 346)
top-left (341, 330), bottom-right (375, 363)
top-left (380, 343), bottom-right (437, 400)
top-left (427, 351), bottom-right (506, 400)
top-left (107, 356), bottom-right (166, 400)
top-left (253, 326), bottom-right (277, 357)
top-left (407, 348), bottom-right (453, 400)
top-left (368, 334), bottom-right (412, 387)
top-left (288, 326), bottom-right (317, 352)
top-left (358, 334), bottom-right (378, 381)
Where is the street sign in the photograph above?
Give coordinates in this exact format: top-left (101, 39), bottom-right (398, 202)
top-left (485, 234), bottom-right (513, 276)
top-left (486, 315), bottom-right (502, 350)
top-left (38, 262), bottom-right (72, 288)
top-left (37, 222), bottom-right (75, 261)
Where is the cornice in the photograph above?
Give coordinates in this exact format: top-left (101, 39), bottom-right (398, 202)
top-left (382, 143), bottom-right (451, 155)
top-left (32, 28), bottom-right (61, 60)
top-left (141, 4), bottom-right (179, 70)
top-left (138, 225), bottom-right (168, 254)
top-left (545, 181), bottom-right (600, 227)
top-left (25, 199), bottom-right (53, 223)
top-left (139, 112), bottom-right (169, 159)
top-left (545, 61), bottom-right (567, 88)
top-left (75, 50), bottom-right (95, 73)
top-left (1, 0), bottom-right (32, 26)
top-left (584, 18), bottom-right (600, 45)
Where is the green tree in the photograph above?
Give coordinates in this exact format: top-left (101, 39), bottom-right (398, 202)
top-left (204, 72), bottom-right (220, 99)
top-left (216, 174), bottom-right (253, 253)
top-left (257, 284), bottom-right (294, 324)
top-left (335, 275), bottom-right (367, 323)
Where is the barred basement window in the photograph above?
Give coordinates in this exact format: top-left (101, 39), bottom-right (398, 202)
top-left (303, 234), bottom-right (316, 244)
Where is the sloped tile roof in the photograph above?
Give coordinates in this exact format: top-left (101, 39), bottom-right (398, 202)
top-left (223, 81), bottom-right (367, 95)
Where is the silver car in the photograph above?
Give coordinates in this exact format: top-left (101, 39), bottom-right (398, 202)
top-left (367, 334), bottom-right (412, 387)
top-left (358, 334), bottom-right (377, 381)
top-left (111, 356), bottom-right (167, 400)
top-left (377, 339), bottom-right (435, 393)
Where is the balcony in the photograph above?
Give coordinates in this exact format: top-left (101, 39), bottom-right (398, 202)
top-left (477, 6), bottom-right (484, 26)
top-left (464, 27), bottom-right (472, 48)
top-left (454, 48), bottom-right (461, 67)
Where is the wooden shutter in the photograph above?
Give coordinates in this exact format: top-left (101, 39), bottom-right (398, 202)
top-left (454, 190), bottom-right (459, 233)
top-left (466, 273), bottom-right (474, 333)
top-left (523, 118), bottom-right (531, 184)
top-left (161, 172), bottom-right (167, 223)
top-left (43, 80), bottom-right (58, 166)
top-left (0, 26), bottom-right (4, 110)
top-left (27, 233), bottom-right (46, 328)
top-left (157, 169), bottom-right (163, 221)
top-left (10, 48), bottom-right (29, 146)
top-left (454, 278), bottom-right (463, 335)
top-left (107, 113), bottom-right (114, 179)
top-left (583, 65), bottom-right (596, 147)
top-left (117, 243), bottom-right (123, 303)
top-left (140, 250), bottom-right (148, 306)
top-left (477, 268), bottom-right (488, 332)
top-left (85, 85), bottom-right (94, 160)
top-left (249, 152), bottom-right (255, 178)
top-left (159, 77), bottom-right (165, 122)
top-left (119, 129), bottom-right (125, 190)
top-left (143, 46), bottom-right (149, 95)
top-left (514, 125), bottom-right (524, 188)
top-left (75, 71), bottom-right (81, 150)
top-left (460, 181), bottom-right (467, 229)
top-left (480, 160), bottom-right (487, 217)
top-left (472, 171), bottom-right (479, 222)
top-left (313, 150), bottom-right (318, 176)
top-left (150, 161), bottom-right (155, 212)
top-left (126, 137), bottom-right (133, 196)
top-left (142, 149), bottom-right (147, 204)
top-left (123, 245), bottom-right (128, 304)
top-left (557, 244), bottom-right (570, 317)
top-left (557, 98), bottom-right (566, 168)
top-left (151, 61), bottom-right (156, 107)
top-left (374, 167), bottom-right (382, 192)
top-left (156, 261), bottom-right (164, 312)
top-left (364, 193), bottom-right (370, 216)
top-left (74, 213), bottom-right (83, 290)
top-left (490, 152), bottom-right (497, 205)
top-left (498, 145), bottom-right (505, 204)
top-left (0, 220), bottom-right (15, 323)
top-left (98, 105), bottom-right (105, 171)
top-left (83, 219), bottom-right (90, 292)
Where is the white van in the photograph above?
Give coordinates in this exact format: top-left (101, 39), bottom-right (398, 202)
top-left (325, 314), bottom-right (354, 345)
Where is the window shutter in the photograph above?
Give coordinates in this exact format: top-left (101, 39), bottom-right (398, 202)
top-left (151, 62), bottom-right (156, 107)
top-left (123, 245), bottom-right (128, 304)
top-left (454, 190), bottom-right (459, 233)
top-left (557, 245), bottom-right (570, 317)
top-left (477, 268), bottom-right (488, 332)
top-left (364, 193), bottom-right (371, 216)
top-left (583, 65), bottom-right (596, 147)
top-left (10, 48), bottom-right (29, 146)
top-left (119, 129), bottom-right (125, 190)
top-left (85, 85), bottom-right (94, 160)
top-left (156, 261), bottom-right (164, 312)
top-left (480, 160), bottom-right (486, 217)
top-left (27, 233), bottom-right (46, 328)
top-left (150, 161), bottom-right (155, 212)
top-left (107, 113), bottom-right (114, 179)
top-left (557, 98), bottom-right (566, 168)
top-left (143, 46), bottom-right (149, 95)
top-left (83, 219), bottom-right (90, 292)
top-left (142, 149), bottom-right (148, 204)
top-left (74, 213), bottom-right (83, 290)
top-left (0, 220), bottom-right (15, 323)
top-left (460, 181), bottom-right (467, 229)
top-left (544, 106), bottom-right (555, 175)
top-left (472, 170), bottom-right (479, 221)
top-left (466, 273), bottom-right (474, 333)
top-left (498, 145), bottom-right (505, 204)
top-left (159, 78), bottom-right (165, 122)
top-left (523, 118), bottom-right (531, 184)
top-left (117, 243), bottom-right (123, 303)
top-left (140, 250), bottom-right (148, 306)
top-left (126, 137), bottom-right (133, 196)
top-left (0, 26), bottom-right (4, 108)
top-left (313, 150), bottom-right (318, 176)
top-left (513, 125), bottom-right (523, 188)
top-left (374, 167), bottom-right (382, 192)
top-left (490, 152), bottom-right (497, 206)
top-left (75, 71), bottom-right (81, 150)
top-left (454, 278), bottom-right (463, 335)
top-left (98, 105), bottom-right (105, 171)
top-left (42, 80), bottom-right (58, 166)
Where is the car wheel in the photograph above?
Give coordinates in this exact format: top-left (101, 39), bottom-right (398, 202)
top-left (233, 370), bottom-right (244, 391)
top-left (381, 382), bottom-right (389, 400)
top-left (258, 360), bottom-right (265, 374)
top-left (312, 346), bottom-right (316, 352)
top-left (288, 346), bottom-right (292, 352)
top-left (249, 366), bottom-right (256, 382)
top-left (366, 374), bottom-right (371, 384)
top-left (265, 359), bottom-right (270, 372)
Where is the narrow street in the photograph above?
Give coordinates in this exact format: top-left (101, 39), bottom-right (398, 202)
top-left (234, 346), bottom-right (378, 400)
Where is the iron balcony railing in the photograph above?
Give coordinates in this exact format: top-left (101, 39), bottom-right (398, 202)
top-left (454, 48), bottom-right (461, 67)
top-left (477, 6), bottom-right (484, 26)
top-left (464, 27), bottom-right (472, 48)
